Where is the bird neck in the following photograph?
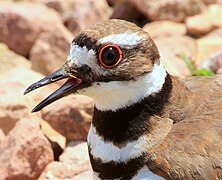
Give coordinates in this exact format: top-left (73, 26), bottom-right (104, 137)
top-left (88, 74), bottom-right (173, 179)
top-left (91, 74), bottom-right (173, 145)
top-left (88, 74), bottom-right (194, 179)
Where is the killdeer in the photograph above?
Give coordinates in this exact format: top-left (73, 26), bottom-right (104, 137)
top-left (24, 19), bottom-right (222, 180)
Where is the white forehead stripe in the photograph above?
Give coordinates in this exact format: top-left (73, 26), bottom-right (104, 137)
top-left (67, 45), bottom-right (95, 67)
top-left (98, 32), bottom-right (145, 47)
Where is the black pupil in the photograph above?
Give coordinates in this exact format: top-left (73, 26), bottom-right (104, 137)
top-left (102, 47), bottom-right (119, 66)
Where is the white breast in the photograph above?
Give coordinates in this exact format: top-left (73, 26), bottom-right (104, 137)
top-left (132, 166), bottom-right (164, 180)
top-left (88, 126), bottom-right (165, 180)
top-left (88, 126), bottom-right (155, 162)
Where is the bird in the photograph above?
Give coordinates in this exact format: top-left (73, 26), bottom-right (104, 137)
top-left (24, 19), bottom-right (222, 180)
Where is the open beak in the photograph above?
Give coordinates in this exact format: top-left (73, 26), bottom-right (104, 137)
top-left (24, 66), bottom-right (82, 113)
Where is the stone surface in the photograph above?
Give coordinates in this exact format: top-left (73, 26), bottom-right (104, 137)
top-left (42, 95), bottom-right (93, 142)
top-left (129, 0), bottom-right (206, 22)
top-left (203, 49), bottom-right (222, 74)
top-left (0, 43), bottom-right (67, 154)
top-left (30, 24), bottom-right (73, 75)
top-left (72, 171), bottom-right (93, 180)
top-left (39, 141), bottom-right (91, 179)
top-left (40, 119), bottom-right (66, 149)
top-left (0, 118), bottom-right (53, 180)
top-left (110, 1), bottom-right (147, 27)
top-left (196, 29), bottom-right (222, 66)
top-left (59, 141), bottom-right (90, 165)
top-left (39, 161), bottom-right (92, 180)
top-left (0, 1), bottom-right (62, 56)
top-left (186, 4), bottom-right (222, 37)
top-left (44, 0), bottom-right (74, 22)
top-left (143, 21), bottom-right (186, 39)
top-left (0, 129), bottom-right (6, 149)
top-left (65, 0), bottom-right (111, 34)
top-left (202, 0), bottom-right (217, 4)
top-left (0, 43), bottom-right (57, 134)
top-left (217, 66), bottom-right (222, 74)
top-left (155, 36), bottom-right (196, 77)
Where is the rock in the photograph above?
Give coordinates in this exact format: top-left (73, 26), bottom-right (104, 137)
top-left (38, 161), bottom-right (75, 179)
top-left (198, 45), bottom-right (222, 73)
top-left (186, 4), bottom-right (222, 37)
top-left (106, 0), bottom-right (124, 6)
top-left (0, 97), bottom-right (32, 134)
top-left (202, 0), bottom-right (217, 5)
top-left (0, 43), bottom-right (67, 156)
top-left (0, 1), bottom-right (62, 57)
top-left (48, 138), bottom-right (64, 161)
top-left (59, 141), bottom-right (90, 166)
top-left (42, 95), bottom-right (93, 142)
top-left (129, 0), bottom-right (206, 22)
top-left (196, 29), bottom-right (222, 66)
top-left (0, 118), bottom-right (53, 180)
top-left (44, 0), bottom-right (74, 22)
top-left (217, 66), bottom-right (222, 74)
top-left (39, 161), bottom-right (92, 180)
top-left (0, 129), bottom-right (6, 149)
top-left (40, 119), bottom-right (66, 149)
top-left (143, 21), bottom-right (186, 39)
top-left (206, 28), bottom-right (222, 38)
top-left (39, 141), bottom-right (91, 179)
top-left (30, 24), bottom-right (73, 75)
top-left (110, 1), bottom-right (148, 27)
top-left (0, 43), bottom-right (57, 134)
top-left (201, 0), bottom-right (222, 5)
top-left (155, 36), bottom-right (196, 77)
top-left (65, 0), bottom-right (111, 34)
top-left (72, 171), bottom-right (93, 180)
top-left (0, 43), bottom-right (30, 71)
top-left (59, 141), bottom-right (91, 177)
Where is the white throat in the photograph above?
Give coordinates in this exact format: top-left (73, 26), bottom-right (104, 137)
top-left (78, 63), bottom-right (167, 111)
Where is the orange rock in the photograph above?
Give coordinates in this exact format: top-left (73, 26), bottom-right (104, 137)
top-left (143, 21), bottom-right (186, 39)
top-left (129, 0), bottom-right (205, 22)
top-left (186, 4), bottom-right (222, 37)
top-left (60, 141), bottom-right (90, 166)
top-left (202, 0), bottom-right (217, 5)
top-left (217, 66), bottom-right (222, 74)
top-left (155, 36), bottom-right (195, 77)
top-left (30, 24), bottom-right (73, 75)
top-left (110, 1), bottom-right (145, 27)
top-left (0, 2), bottom-right (62, 57)
top-left (42, 95), bottom-right (93, 142)
top-left (44, 0), bottom-right (74, 21)
top-left (196, 29), bottom-right (222, 66)
top-left (39, 141), bottom-right (92, 179)
top-left (0, 43), bottom-right (57, 134)
top-left (65, 0), bottom-right (111, 35)
top-left (0, 118), bottom-right (53, 179)
top-left (72, 171), bottom-right (93, 180)
top-left (0, 129), bottom-right (6, 149)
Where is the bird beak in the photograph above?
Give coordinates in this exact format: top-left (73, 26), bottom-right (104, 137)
top-left (24, 65), bottom-right (82, 113)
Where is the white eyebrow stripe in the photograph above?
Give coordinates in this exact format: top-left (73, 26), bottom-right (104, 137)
top-left (98, 32), bottom-right (145, 47)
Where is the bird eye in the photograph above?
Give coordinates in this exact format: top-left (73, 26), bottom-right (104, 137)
top-left (98, 45), bottom-right (122, 68)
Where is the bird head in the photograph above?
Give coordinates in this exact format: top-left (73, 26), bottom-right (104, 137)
top-left (24, 19), bottom-right (166, 112)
